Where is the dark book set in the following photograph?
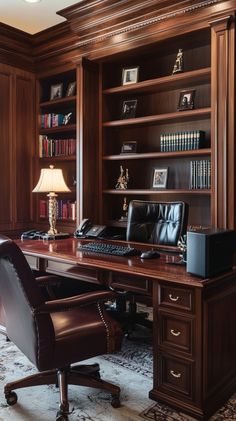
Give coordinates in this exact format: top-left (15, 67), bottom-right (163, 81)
top-left (160, 130), bottom-right (205, 152)
top-left (39, 136), bottom-right (76, 158)
top-left (190, 159), bottom-right (211, 189)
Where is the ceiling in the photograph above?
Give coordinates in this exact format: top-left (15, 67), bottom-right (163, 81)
top-left (0, 0), bottom-right (82, 35)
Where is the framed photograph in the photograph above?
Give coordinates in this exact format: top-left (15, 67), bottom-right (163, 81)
top-left (121, 141), bottom-right (137, 154)
top-left (152, 168), bottom-right (168, 189)
top-left (122, 67), bottom-right (139, 85)
top-left (121, 99), bottom-right (137, 119)
top-left (50, 83), bottom-right (63, 100)
top-left (66, 81), bottom-right (76, 97)
top-left (178, 89), bottom-right (195, 110)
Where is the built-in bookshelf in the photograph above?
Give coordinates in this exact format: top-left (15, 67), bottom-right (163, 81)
top-left (36, 69), bottom-right (77, 231)
top-left (99, 28), bottom-right (211, 228)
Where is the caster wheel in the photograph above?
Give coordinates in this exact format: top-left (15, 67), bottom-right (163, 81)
top-left (5, 391), bottom-right (18, 406)
top-left (56, 411), bottom-right (69, 421)
top-left (111, 394), bottom-right (120, 408)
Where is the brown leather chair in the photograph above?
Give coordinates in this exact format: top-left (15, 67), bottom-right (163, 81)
top-left (0, 235), bottom-right (122, 421)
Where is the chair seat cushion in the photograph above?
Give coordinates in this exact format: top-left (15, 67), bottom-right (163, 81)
top-left (50, 303), bottom-right (122, 368)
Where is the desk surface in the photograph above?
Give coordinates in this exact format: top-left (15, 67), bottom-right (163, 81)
top-left (16, 237), bottom-right (232, 288)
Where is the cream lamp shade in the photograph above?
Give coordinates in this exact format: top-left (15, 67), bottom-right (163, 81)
top-left (32, 165), bottom-right (71, 193)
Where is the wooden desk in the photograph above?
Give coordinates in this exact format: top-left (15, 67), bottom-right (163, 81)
top-left (14, 238), bottom-right (236, 420)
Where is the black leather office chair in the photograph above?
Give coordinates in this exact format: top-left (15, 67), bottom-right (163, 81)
top-left (113, 200), bottom-right (188, 332)
top-left (0, 235), bottom-right (123, 421)
top-left (126, 200), bottom-right (188, 245)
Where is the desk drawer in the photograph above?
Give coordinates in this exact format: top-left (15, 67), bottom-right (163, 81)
top-left (46, 261), bottom-right (103, 284)
top-left (159, 312), bottom-right (193, 354)
top-left (110, 273), bottom-right (151, 295)
top-left (158, 354), bottom-right (194, 400)
top-left (159, 284), bottom-right (194, 312)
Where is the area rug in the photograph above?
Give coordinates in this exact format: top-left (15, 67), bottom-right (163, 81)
top-left (0, 333), bottom-right (235, 421)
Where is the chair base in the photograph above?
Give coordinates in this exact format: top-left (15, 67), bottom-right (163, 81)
top-left (4, 363), bottom-right (121, 420)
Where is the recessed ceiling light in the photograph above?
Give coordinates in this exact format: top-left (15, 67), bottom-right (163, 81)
top-left (23, 0), bottom-right (42, 3)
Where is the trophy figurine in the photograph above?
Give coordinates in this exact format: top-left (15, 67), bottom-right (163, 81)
top-left (120, 197), bottom-right (128, 221)
top-left (115, 165), bottom-right (129, 189)
top-left (172, 49), bottom-right (183, 74)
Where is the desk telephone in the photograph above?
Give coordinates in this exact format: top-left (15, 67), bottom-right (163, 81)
top-left (74, 219), bottom-right (107, 238)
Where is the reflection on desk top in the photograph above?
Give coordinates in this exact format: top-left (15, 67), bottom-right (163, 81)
top-left (15, 237), bottom-right (236, 288)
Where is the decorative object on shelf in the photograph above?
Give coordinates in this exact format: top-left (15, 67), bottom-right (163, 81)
top-left (50, 83), bottom-right (63, 100)
top-left (121, 99), bottom-right (137, 119)
top-left (63, 112), bottom-right (72, 125)
top-left (115, 165), bottom-right (129, 189)
top-left (178, 89), bottom-right (195, 110)
top-left (172, 48), bottom-right (183, 74)
top-left (119, 197), bottom-right (129, 221)
top-left (66, 81), bottom-right (76, 97)
top-left (152, 168), bottom-right (168, 188)
top-left (121, 141), bottom-right (137, 154)
top-left (122, 67), bottom-right (139, 85)
top-left (177, 234), bottom-right (187, 263)
top-left (32, 165), bottom-right (71, 238)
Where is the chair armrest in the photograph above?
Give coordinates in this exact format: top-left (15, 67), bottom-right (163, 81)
top-left (35, 275), bottom-right (61, 286)
top-left (34, 290), bottom-right (117, 314)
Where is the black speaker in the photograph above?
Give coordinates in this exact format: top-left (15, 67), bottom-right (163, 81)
top-left (186, 228), bottom-right (235, 278)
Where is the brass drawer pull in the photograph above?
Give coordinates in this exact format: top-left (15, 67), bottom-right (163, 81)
top-left (170, 370), bottom-right (181, 378)
top-left (169, 294), bottom-right (179, 302)
top-left (170, 329), bottom-right (181, 337)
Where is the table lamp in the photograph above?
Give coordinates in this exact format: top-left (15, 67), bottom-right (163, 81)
top-left (32, 165), bottom-right (71, 238)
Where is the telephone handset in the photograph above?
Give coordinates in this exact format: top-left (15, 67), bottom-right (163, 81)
top-left (74, 219), bottom-right (107, 238)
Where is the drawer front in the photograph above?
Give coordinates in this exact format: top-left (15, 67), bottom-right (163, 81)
top-left (159, 284), bottom-right (194, 312)
top-left (46, 260), bottom-right (103, 284)
top-left (159, 312), bottom-right (193, 354)
top-left (159, 354), bottom-right (194, 400)
top-left (25, 255), bottom-right (39, 271)
top-left (110, 273), bottom-right (151, 294)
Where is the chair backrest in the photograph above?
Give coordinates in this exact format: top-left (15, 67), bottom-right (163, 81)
top-left (126, 200), bottom-right (189, 246)
top-left (0, 235), bottom-right (54, 369)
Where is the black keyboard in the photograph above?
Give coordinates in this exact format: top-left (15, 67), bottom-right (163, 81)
top-left (78, 242), bottom-right (141, 256)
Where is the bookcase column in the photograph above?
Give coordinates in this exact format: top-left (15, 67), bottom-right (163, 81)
top-left (210, 15), bottom-right (235, 229)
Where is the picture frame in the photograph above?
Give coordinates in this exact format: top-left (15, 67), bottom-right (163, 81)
top-left (66, 81), bottom-right (76, 97)
top-left (121, 99), bottom-right (137, 119)
top-left (121, 141), bottom-right (137, 154)
top-left (50, 83), bottom-right (63, 100)
top-left (178, 89), bottom-right (195, 111)
top-left (122, 67), bottom-right (139, 85)
top-left (152, 168), bottom-right (168, 189)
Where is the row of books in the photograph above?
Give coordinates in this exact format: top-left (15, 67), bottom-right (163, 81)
top-left (160, 130), bottom-right (206, 152)
top-left (190, 159), bottom-right (211, 189)
top-left (39, 200), bottom-right (76, 220)
top-left (41, 113), bottom-right (65, 128)
top-left (39, 135), bottom-right (76, 157)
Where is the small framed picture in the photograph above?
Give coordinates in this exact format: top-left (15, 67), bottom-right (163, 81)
top-left (121, 99), bottom-right (137, 119)
top-left (66, 81), bottom-right (76, 97)
top-left (50, 83), bottom-right (63, 100)
top-left (178, 89), bottom-right (195, 111)
top-left (152, 168), bottom-right (168, 189)
top-left (121, 141), bottom-right (137, 154)
top-left (122, 67), bottom-right (139, 85)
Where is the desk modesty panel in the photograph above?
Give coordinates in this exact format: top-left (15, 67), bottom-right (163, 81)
top-left (14, 238), bottom-right (236, 421)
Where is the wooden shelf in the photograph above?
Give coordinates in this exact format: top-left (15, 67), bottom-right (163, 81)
top-left (103, 108), bottom-right (211, 127)
top-left (103, 189), bottom-right (211, 195)
top-left (39, 156), bottom-right (76, 162)
top-left (40, 96), bottom-right (76, 108)
top-left (103, 68), bottom-right (211, 95)
top-left (39, 124), bottom-right (76, 134)
top-left (103, 148), bottom-right (211, 161)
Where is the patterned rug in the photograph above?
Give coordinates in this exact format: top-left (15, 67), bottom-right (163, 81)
top-left (0, 332), bottom-right (235, 420)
